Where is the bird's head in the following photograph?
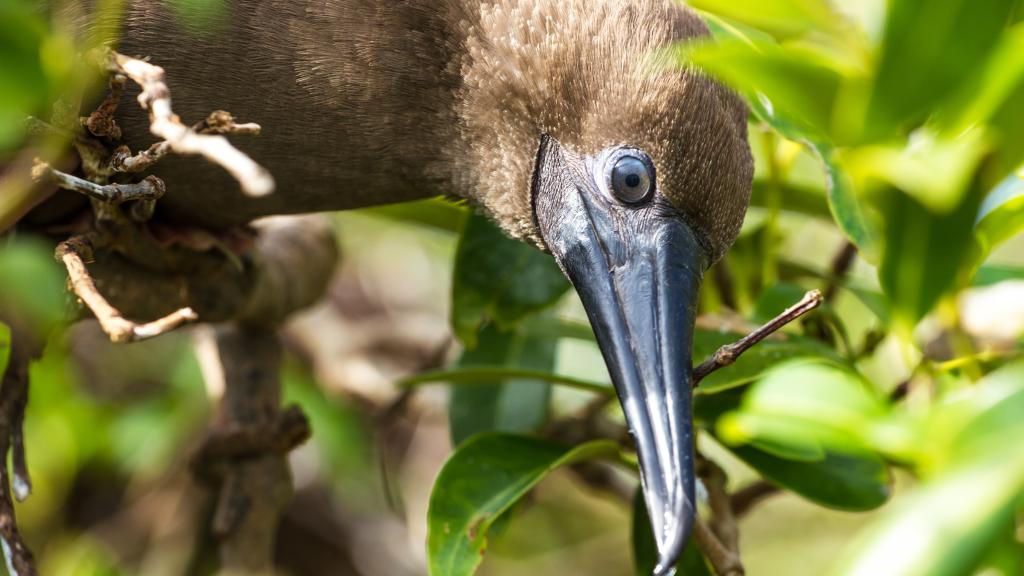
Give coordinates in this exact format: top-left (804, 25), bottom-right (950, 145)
top-left (453, 2), bottom-right (752, 573)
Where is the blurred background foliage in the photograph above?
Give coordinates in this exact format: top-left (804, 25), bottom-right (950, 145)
top-left (1, 0), bottom-right (1024, 575)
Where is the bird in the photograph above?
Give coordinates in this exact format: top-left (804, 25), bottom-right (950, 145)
top-left (74, 0), bottom-right (754, 572)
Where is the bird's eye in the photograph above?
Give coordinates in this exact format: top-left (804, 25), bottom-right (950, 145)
top-left (610, 155), bottom-right (652, 203)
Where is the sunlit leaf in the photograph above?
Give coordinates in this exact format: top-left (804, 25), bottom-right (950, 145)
top-left (938, 24), bottom-right (1024, 135)
top-left (878, 185), bottom-right (985, 332)
top-left (866, 0), bottom-right (1018, 136)
top-left (842, 128), bottom-right (990, 214)
top-left (689, 0), bottom-right (839, 40)
top-left (972, 263), bottom-right (1024, 286)
top-left (974, 171), bottom-right (1024, 261)
top-left (360, 197), bottom-right (469, 234)
top-left (451, 213), bottom-right (570, 347)
top-left (819, 146), bottom-right (882, 262)
top-left (427, 434), bottom-right (620, 576)
top-left (832, 446), bottom-right (1024, 576)
top-left (717, 361), bottom-right (886, 455)
top-left (677, 39), bottom-right (850, 141)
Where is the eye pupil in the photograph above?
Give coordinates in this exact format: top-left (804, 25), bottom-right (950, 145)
top-left (609, 155), bottom-right (652, 203)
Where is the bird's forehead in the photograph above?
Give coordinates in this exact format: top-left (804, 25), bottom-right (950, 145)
top-left (455, 0), bottom-right (752, 258)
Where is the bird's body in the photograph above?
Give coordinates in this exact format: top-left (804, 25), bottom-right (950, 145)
top-left (110, 0), bottom-right (749, 253)
top-left (81, 1), bottom-right (753, 572)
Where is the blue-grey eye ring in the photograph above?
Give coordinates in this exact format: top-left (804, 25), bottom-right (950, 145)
top-left (602, 148), bottom-right (655, 204)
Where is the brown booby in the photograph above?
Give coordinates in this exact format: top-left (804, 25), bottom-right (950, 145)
top-left (89, 1), bottom-right (753, 572)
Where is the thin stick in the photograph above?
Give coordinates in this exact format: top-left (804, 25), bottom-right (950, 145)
top-left (55, 237), bottom-right (198, 343)
top-left (693, 518), bottom-right (744, 576)
top-left (32, 160), bottom-right (165, 204)
top-left (730, 481), bottom-right (779, 519)
top-left (693, 290), bottom-right (823, 386)
top-left (110, 111), bottom-right (261, 173)
top-left (0, 330), bottom-right (36, 575)
top-left (103, 51), bottom-right (274, 196)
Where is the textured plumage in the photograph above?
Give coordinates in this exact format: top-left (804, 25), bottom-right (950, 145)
top-left (109, 0), bottom-right (751, 258)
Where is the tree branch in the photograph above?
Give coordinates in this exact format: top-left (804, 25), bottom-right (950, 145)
top-left (0, 322), bottom-right (37, 576)
top-left (693, 289), bottom-right (823, 386)
top-left (730, 481), bottom-right (779, 519)
top-left (195, 325), bottom-right (303, 575)
top-left (33, 159), bottom-right (165, 204)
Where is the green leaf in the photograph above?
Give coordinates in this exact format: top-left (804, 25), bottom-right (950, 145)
top-left (866, 0), bottom-right (1018, 136)
top-left (717, 360), bottom-right (887, 457)
top-left (451, 213), bottom-right (570, 347)
top-left (359, 197), bottom-right (469, 233)
top-left (678, 39), bottom-right (849, 142)
top-left (974, 171), bottom-right (1024, 261)
top-left (972, 263), bottom-right (1024, 287)
top-left (427, 433), bottom-right (620, 576)
top-left (0, 322), bottom-right (9, 376)
top-left (688, 0), bottom-right (840, 40)
top-left (750, 179), bottom-right (832, 220)
top-left (938, 24), bottom-right (1024, 135)
top-left (750, 282), bottom-right (809, 324)
top-left (714, 361), bottom-right (892, 510)
top-left (920, 361), bottom-right (1024, 470)
top-left (399, 367), bottom-right (611, 396)
top-left (632, 488), bottom-right (710, 576)
top-left (819, 146), bottom-right (882, 262)
top-left (727, 444), bottom-right (891, 511)
top-left (831, 446), bottom-right (1024, 576)
top-left (448, 321), bottom-right (556, 445)
top-left (878, 185), bottom-right (985, 332)
top-left (0, 237), bottom-right (67, 333)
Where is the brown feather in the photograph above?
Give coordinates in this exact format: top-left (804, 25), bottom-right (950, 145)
top-left (97, 0), bottom-right (750, 256)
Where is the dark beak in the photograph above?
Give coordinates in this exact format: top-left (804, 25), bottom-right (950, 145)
top-left (532, 136), bottom-right (707, 575)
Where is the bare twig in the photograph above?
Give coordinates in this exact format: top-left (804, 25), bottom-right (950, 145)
top-left (693, 290), bottom-right (823, 386)
top-left (55, 236), bottom-right (198, 343)
top-left (823, 241), bottom-right (857, 303)
top-left (0, 325), bottom-right (37, 576)
top-left (730, 481), bottom-right (779, 519)
top-left (33, 159), bottom-right (165, 204)
top-left (693, 518), bottom-right (743, 576)
top-left (102, 50), bottom-right (274, 196)
top-left (110, 110), bottom-right (261, 174)
top-left (694, 455), bottom-right (745, 575)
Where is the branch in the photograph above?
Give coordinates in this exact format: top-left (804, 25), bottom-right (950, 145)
top-left (56, 236), bottom-right (198, 343)
top-left (102, 50), bottom-right (274, 196)
top-left (693, 289), bottom-right (823, 386)
top-left (696, 455), bottom-right (744, 576)
top-left (823, 241), bottom-right (857, 303)
top-left (0, 323), bottom-right (37, 576)
top-left (110, 110), bottom-right (262, 174)
top-left (32, 160), bottom-right (165, 204)
top-left (693, 518), bottom-right (743, 576)
top-left (196, 325), bottom-right (305, 575)
top-left (730, 481), bottom-right (779, 519)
